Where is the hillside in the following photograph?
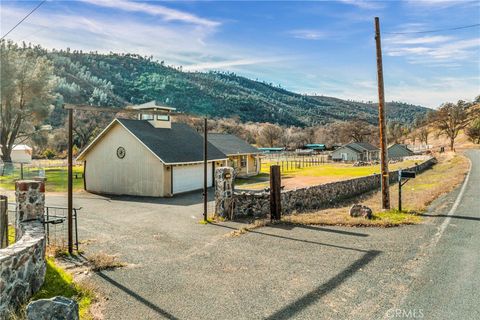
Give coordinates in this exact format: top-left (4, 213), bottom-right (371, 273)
top-left (42, 49), bottom-right (429, 127)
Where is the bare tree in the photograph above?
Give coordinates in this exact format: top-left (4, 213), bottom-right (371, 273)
top-left (339, 120), bottom-right (374, 143)
top-left (433, 101), bottom-right (470, 151)
top-left (259, 123), bottom-right (283, 147)
top-left (70, 111), bottom-right (113, 148)
top-left (419, 127), bottom-right (429, 146)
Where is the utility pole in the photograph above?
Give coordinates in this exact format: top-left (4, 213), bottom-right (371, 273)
top-left (374, 17), bottom-right (390, 209)
top-left (67, 108), bottom-right (73, 254)
top-left (203, 117), bottom-right (208, 223)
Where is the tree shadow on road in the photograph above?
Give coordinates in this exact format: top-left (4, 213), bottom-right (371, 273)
top-left (210, 223), bottom-right (370, 253)
top-left (265, 250), bottom-right (381, 320)
top-left (96, 272), bottom-right (179, 320)
top-left (271, 222), bottom-right (370, 237)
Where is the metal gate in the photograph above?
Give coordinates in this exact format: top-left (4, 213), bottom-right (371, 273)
top-left (7, 203), bottom-right (80, 251)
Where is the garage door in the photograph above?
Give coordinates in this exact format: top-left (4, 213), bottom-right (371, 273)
top-left (173, 163), bottom-right (213, 194)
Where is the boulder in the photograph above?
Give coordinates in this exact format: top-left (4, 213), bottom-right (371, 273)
top-left (349, 204), bottom-right (373, 219)
top-left (27, 296), bottom-right (79, 320)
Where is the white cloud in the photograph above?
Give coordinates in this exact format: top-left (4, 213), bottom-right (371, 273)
top-left (404, 0), bottom-right (478, 9)
top-left (384, 35), bottom-right (452, 45)
top-left (337, 0), bottom-right (385, 10)
top-left (384, 33), bottom-right (480, 65)
top-left (288, 29), bottom-right (330, 40)
top-left (79, 0), bottom-right (220, 27)
top-left (183, 57), bottom-right (289, 72)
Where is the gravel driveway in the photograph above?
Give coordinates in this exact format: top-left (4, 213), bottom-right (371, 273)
top-left (39, 151), bottom-right (477, 319)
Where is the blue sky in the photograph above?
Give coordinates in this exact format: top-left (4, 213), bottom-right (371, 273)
top-left (1, 0), bottom-right (479, 108)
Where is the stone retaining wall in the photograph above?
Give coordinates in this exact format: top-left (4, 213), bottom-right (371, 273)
top-left (0, 181), bottom-right (46, 318)
top-left (231, 157), bottom-right (436, 219)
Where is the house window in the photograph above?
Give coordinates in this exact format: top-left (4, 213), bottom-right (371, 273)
top-left (240, 155), bottom-right (247, 168)
top-left (141, 114), bottom-right (154, 120)
top-left (157, 115), bottom-right (170, 121)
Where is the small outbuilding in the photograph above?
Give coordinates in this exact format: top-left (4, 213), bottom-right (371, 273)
top-left (0, 144), bottom-right (33, 163)
top-left (77, 104), bottom-right (227, 197)
top-left (208, 133), bottom-right (260, 177)
top-left (331, 142), bottom-right (379, 162)
top-left (388, 143), bottom-right (414, 160)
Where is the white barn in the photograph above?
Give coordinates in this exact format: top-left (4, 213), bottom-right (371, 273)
top-left (77, 104), bottom-right (227, 197)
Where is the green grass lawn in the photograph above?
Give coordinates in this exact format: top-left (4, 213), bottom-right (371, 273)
top-left (0, 166), bottom-right (84, 192)
top-left (260, 160), bottom-right (418, 177)
top-left (236, 160), bottom-right (420, 190)
top-left (33, 257), bottom-right (94, 319)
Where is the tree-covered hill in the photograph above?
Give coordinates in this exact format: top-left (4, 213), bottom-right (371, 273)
top-left (43, 48), bottom-right (429, 127)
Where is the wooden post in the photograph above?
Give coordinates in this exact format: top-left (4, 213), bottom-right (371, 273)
top-left (67, 108), bottom-right (73, 254)
top-left (203, 118), bottom-right (208, 223)
top-left (375, 17), bottom-right (390, 209)
top-left (270, 165), bottom-right (281, 221)
top-left (20, 163), bottom-right (24, 179)
top-left (0, 195), bottom-right (8, 248)
top-left (398, 171), bottom-right (402, 212)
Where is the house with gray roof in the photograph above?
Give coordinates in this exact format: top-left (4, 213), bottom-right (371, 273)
top-left (331, 142), bottom-right (380, 162)
top-left (208, 133), bottom-right (260, 177)
top-left (388, 143), bottom-right (414, 160)
top-left (77, 103), bottom-right (227, 197)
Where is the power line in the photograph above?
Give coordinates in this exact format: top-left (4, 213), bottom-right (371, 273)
top-left (384, 23), bottom-right (480, 35)
top-left (0, 0), bottom-right (47, 40)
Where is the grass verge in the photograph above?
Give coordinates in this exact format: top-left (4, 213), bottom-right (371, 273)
top-left (8, 225), bottom-right (15, 244)
top-left (32, 257), bottom-right (95, 320)
top-left (282, 152), bottom-right (469, 227)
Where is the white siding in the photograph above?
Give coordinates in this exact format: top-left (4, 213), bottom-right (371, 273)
top-left (84, 123), bottom-right (165, 197)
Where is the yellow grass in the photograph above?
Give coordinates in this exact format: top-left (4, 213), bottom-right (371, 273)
top-left (282, 152), bottom-right (469, 227)
top-left (241, 159), bottom-right (419, 190)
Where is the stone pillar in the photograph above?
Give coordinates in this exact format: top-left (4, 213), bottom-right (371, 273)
top-left (214, 167), bottom-right (235, 219)
top-left (15, 180), bottom-right (45, 240)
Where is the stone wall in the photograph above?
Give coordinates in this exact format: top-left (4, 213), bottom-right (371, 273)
top-left (0, 181), bottom-right (46, 318)
top-left (231, 157), bottom-right (436, 219)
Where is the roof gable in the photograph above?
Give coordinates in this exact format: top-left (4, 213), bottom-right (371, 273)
top-left (208, 133), bottom-right (259, 155)
top-left (77, 119), bottom-right (227, 164)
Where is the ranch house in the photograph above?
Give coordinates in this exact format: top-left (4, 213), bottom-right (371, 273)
top-left (77, 103), bottom-right (227, 197)
top-left (208, 133), bottom-right (260, 177)
top-left (331, 142), bottom-right (380, 162)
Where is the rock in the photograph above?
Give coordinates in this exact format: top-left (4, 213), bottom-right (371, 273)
top-left (349, 204), bottom-right (373, 219)
top-left (27, 296), bottom-right (79, 320)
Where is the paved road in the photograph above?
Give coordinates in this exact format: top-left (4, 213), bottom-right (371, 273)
top-left (396, 149), bottom-right (480, 320)
top-left (27, 150), bottom-right (479, 319)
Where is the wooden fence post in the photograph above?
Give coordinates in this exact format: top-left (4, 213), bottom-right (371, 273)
top-left (0, 195), bottom-right (8, 248)
top-left (270, 165), bottom-right (281, 221)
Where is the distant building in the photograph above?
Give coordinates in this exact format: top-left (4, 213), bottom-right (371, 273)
top-left (208, 133), bottom-right (260, 177)
top-left (304, 144), bottom-right (326, 152)
top-left (258, 147), bottom-right (285, 153)
top-left (0, 144), bottom-right (33, 163)
top-left (388, 144), bottom-right (414, 160)
top-left (331, 142), bottom-right (379, 162)
top-left (77, 102), bottom-right (227, 197)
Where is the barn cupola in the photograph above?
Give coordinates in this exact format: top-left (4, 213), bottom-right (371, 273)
top-left (131, 101), bottom-right (176, 129)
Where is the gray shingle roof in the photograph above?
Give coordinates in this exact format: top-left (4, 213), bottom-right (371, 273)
top-left (208, 133), bottom-right (259, 155)
top-left (348, 142), bottom-right (379, 151)
top-left (117, 119), bottom-right (227, 164)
